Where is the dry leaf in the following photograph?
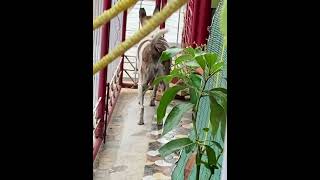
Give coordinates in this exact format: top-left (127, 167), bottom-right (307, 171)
top-left (184, 152), bottom-right (196, 180)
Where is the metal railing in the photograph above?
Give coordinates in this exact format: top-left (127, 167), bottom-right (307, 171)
top-left (123, 55), bottom-right (138, 86)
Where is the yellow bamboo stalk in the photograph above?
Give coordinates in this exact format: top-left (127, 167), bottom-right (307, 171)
top-left (93, 0), bottom-right (138, 30)
top-left (93, 0), bottom-right (188, 75)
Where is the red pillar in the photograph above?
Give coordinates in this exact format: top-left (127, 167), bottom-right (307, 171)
top-left (94, 0), bottom-right (111, 161)
top-left (155, 0), bottom-right (161, 7)
top-left (182, 0), bottom-right (212, 47)
top-left (195, 0), bottom-right (212, 45)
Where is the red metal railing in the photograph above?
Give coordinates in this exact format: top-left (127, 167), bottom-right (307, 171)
top-left (93, 0), bottom-right (128, 162)
top-left (93, 0), bottom-right (112, 161)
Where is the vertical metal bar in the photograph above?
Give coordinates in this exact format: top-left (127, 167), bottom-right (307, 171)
top-left (120, 10), bottom-right (127, 86)
top-left (94, 0), bottom-right (111, 161)
top-left (103, 83), bottom-right (110, 144)
top-left (96, 0), bottom-right (111, 138)
top-left (176, 7), bottom-right (181, 46)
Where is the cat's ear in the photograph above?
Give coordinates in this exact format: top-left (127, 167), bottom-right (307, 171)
top-left (139, 8), bottom-right (147, 26)
top-left (139, 8), bottom-right (146, 19)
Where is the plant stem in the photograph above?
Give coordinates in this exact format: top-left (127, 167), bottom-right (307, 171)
top-left (193, 78), bottom-right (210, 180)
top-left (196, 145), bottom-right (201, 180)
top-left (192, 99), bottom-right (200, 138)
top-left (189, 50), bottom-right (222, 179)
top-left (193, 77), bottom-right (208, 135)
top-left (192, 87), bottom-right (201, 180)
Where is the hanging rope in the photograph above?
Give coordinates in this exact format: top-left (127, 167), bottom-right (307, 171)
top-left (93, 0), bottom-right (138, 30)
top-left (93, 0), bottom-right (188, 75)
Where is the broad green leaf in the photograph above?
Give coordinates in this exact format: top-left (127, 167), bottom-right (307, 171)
top-left (190, 73), bottom-right (203, 89)
top-left (201, 161), bottom-right (218, 174)
top-left (204, 53), bottom-right (218, 73)
top-left (211, 61), bottom-right (224, 75)
top-left (204, 66), bottom-right (210, 80)
top-left (209, 91), bottom-right (227, 112)
top-left (205, 145), bottom-right (217, 166)
top-left (152, 74), bottom-right (181, 86)
top-left (208, 87), bottom-right (227, 95)
top-left (195, 52), bottom-right (206, 57)
top-left (159, 138), bottom-right (194, 157)
top-left (194, 47), bottom-right (205, 55)
top-left (202, 145), bottom-right (218, 174)
top-left (160, 48), bottom-right (183, 62)
top-left (195, 55), bottom-right (206, 71)
top-left (211, 141), bottom-right (223, 152)
top-left (209, 96), bottom-right (226, 137)
top-left (157, 85), bottom-right (186, 123)
top-left (189, 88), bottom-right (198, 104)
top-left (185, 143), bottom-right (196, 154)
top-left (152, 75), bottom-right (168, 86)
top-left (162, 103), bottom-right (194, 136)
top-left (184, 47), bottom-right (196, 56)
top-left (170, 68), bottom-right (183, 76)
top-left (175, 54), bottom-right (193, 65)
top-left (185, 60), bottom-right (200, 67)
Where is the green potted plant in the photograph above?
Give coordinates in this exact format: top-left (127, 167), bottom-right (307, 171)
top-left (153, 46), bottom-right (227, 180)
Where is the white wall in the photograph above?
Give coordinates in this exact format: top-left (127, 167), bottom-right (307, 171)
top-left (107, 0), bottom-right (124, 83)
top-left (93, 0), bottom-right (104, 109)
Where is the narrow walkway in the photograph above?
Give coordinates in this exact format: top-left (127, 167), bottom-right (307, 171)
top-left (93, 1), bottom-right (190, 179)
top-left (93, 88), bottom-right (193, 180)
top-left (93, 89), bottom-right (155, 180)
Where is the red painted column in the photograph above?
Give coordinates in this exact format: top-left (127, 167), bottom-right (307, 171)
top-left (182, 0), bottom-right (212, 47)
top-left (154, 0), bottom-right (161, 14)
top-left (155, 0), bottom-right (161, 8)
top-left (94, 0), bottom-right (111, 161)
top-left (195, 0), bottom-right (212, 45)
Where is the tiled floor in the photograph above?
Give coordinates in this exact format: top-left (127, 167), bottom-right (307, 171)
top-left (93, 89), bottom-right (155, 180)
top-left (142, 100), bottom-right (193, 180)
top-left (93, 88), bottom-right (193, 180)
